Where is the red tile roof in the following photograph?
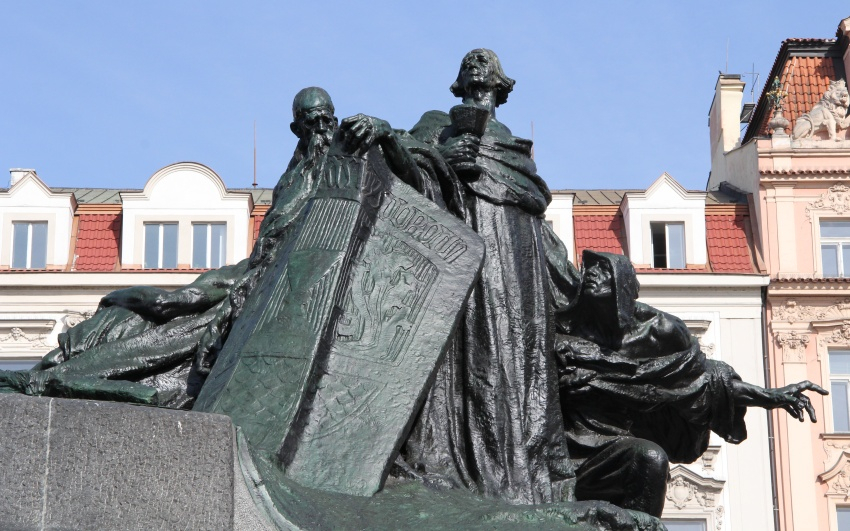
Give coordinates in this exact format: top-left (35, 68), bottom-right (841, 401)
top-left (572, 212), bottom-right (756, 273)
top-left (573, 214), bottom-right (626, 263)
top-left (705, 215), bottom-right (755, 273)
top-left (252, 215), bottom-right (264, 247)
top-left (757, 55), bottom-right (838, 137)
top-left (74, 213), bottom-right (121, 271)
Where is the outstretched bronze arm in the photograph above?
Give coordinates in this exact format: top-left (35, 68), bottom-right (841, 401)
top-left (731, 379), bottom-right (828, 422)
top-left (98, 264), bottom-right (241, 323)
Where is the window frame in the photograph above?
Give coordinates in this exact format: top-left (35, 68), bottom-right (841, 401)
top-left (660, 519), bottom-right (707, 531)
top-left (191, 222), bottom-right (227, 269)
top-left (820, 220), bottom-right (850, 278)
top-left (11, 220), bottom-right (48, 269)
top-left (829, 349), bottom-right (850, 433)
top-left (650, 221), bottom-right (686, 269)
top-left (143, 222), bottom-right (179, 269)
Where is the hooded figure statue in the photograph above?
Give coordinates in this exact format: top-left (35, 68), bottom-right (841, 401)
top-left (556, 250), bottom-right (748, 517)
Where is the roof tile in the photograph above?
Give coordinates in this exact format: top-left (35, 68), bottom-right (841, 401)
top-left (573, 214), bottom-right (627, 262)
top-left (74, 213), bottom-right (121, 271)
top-left (705, 215), bottom-right (756, 273)
top-left (757, 54), bottom-right (837, 137)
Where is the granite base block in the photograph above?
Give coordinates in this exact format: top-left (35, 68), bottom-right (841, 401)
top-left (0, 394), bottom-right (252, 531)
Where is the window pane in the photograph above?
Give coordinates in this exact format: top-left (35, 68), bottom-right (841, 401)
top-left (162, 223), bottom-right (178, 269)
top-left (822, 221), bottom-right (850, 238)
top-left (838, 507), bottom-right (850, 531)
top-left (29, 222), bottom-right (47, 269)
top-left (211, 224), bottom-right (226, 268)
top-left (144, 224), bottom-right (160, 269)
top-left (663, 521), bottom-right (706, 531)
top-left (833, 381), bottom-right (850, 432)
top-left (667, 223), bottom-right (685, 269)
top-left (192, 224), bottom-right (207, 268)
top-left (824, 244), bottom-right (840, 277)
top-left (831, 352), bottom-right (850, 374)
top-left (12, 222), bottom-right (29, 268)
top-left (650, 223), bottom-right (667, 268)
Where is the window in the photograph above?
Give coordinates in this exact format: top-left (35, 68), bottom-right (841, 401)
top-left (662, 520), bottom-right (706, 531)
top-left (838, 507), bottom-right (850, 531)
top-left (11, 221), bottom-right (47, 269)
top-left (821, 221), bottom-right (850, 277)
top-left (651, 222), bottom-right (685, 269)
top-left (192, 223), bottom-right (226, 268)
top-left (830, 350), bottom-right (850, 432)
top-left (144, 223), bottom-right (178, 269)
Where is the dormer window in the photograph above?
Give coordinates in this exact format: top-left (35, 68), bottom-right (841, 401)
top-left (820, 220), bottom-right (850, 277)
top-left (192, 223), bottom-right (226, 268)
top-left (12, 221), bottom-right (48, 269)
top-left (651, 222), bottom-right (685, 269)
top-left (144, 222), bottom-right (178, 269)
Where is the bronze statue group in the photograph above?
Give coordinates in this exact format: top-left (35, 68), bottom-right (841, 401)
top-left (0, 49), bottom-right (826, 522)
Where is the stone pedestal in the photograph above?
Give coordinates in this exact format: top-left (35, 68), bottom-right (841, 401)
top-left (0, 394), bottom-right (249, 530)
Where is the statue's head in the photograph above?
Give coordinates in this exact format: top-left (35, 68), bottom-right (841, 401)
top-left (450, 49), bottom-right (515, 106)
top-left (290, 87), bottom-right (338, 140)
top-left (581, 250), bottom-right (640, 331)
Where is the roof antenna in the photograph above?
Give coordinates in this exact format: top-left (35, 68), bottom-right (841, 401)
top-left (252, 121), bottom-right (258, 188)
top-left (530, 120), bottom-right (535, 160)
top-left (725, 38), bottom-right (730, 73)
top-left (744, 63), bottom-right (760, 102)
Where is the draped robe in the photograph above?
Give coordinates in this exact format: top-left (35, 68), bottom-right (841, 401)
top-left (556, 252), bottom-right (748, 466)
top-left (401, 110), bottom-right (580, 505)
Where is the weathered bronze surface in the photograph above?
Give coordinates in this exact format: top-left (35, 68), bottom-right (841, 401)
top-left (0, 52), bottom-right (829, 530)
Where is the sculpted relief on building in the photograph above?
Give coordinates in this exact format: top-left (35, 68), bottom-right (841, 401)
top-left (807, 185), bottom-right (850, 221)
top-left (663, 465), bottom-right (725, 531)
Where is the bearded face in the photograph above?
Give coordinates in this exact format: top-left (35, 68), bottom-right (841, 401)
top-left (294, 104), bottom-right (337, 162)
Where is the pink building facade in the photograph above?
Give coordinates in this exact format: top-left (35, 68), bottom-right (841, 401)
top-left (708, 16), bottom-right (850, 531)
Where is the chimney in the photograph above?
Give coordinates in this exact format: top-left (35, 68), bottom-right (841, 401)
top-left (840, 17), bottom-right (850, 80)
top-left (9, 168), bottom-right (35, 187)
top-left (708, 74), bottom-right (746, 158)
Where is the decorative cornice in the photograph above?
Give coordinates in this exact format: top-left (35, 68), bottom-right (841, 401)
top-left (806, 184), bottom-right (850, 219)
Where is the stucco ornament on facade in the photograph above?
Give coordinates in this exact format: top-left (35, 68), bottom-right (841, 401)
top-left (0, 326), bottom-right (51, 348)
top-left (700, 446), bottom-right (720, 471)
top-left (820, 450), bottom-right (850, 499)
top-left (62, 310), bottom-right (96, 330)
top-left (792, 79), bottom-right (850, 141)
top-left (806, 184), bottom-right (850, 220)
top-left (664, 466), bottom-right (725, 529)
top-left (819, 321), bottom-right (850, 349)
top-left (773, 299), bottom-right (824, 323)
top-left (823, 440), bottom-right (850, 470)
top-left (775, 331), bottom-right (810, 362)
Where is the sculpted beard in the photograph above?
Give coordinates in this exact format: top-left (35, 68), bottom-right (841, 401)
top-left (305, 128), bottom-right (334, 162)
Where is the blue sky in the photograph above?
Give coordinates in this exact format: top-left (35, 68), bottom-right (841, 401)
top-left (2, 3), bottom-right (848, 192)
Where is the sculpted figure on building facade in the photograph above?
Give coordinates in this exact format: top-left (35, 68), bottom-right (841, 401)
top-left (555, 249), bottom-right (827, 517)
top-left (792, 78), bottom-right (850, 140)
